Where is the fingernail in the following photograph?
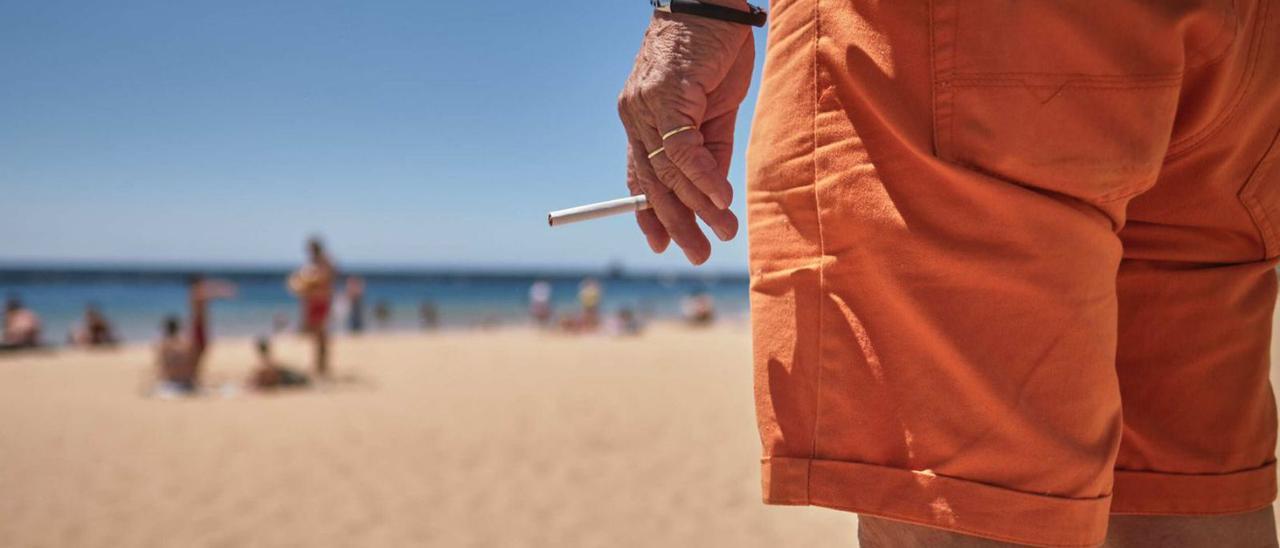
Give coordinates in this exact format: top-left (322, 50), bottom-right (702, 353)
top-left (711, 192), bottom-right (729, 210)
top-left (713, 225), bottom-right (731, 242)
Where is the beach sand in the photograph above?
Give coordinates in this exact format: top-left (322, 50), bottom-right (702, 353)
top-left (0, 325), bottom-right (852, 548)
top-left (3, 317), bottom-right (1278, 547)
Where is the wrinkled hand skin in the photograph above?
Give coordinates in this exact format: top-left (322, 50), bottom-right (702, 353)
top-left (618, 8), bottom-right (755, 265)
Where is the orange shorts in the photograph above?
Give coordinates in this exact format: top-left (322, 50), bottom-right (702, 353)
top-left (747, 1), bottom-right (1280, 545)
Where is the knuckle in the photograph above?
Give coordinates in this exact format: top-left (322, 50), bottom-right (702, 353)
top-left (669, 179), bottom-right (707, 211)
top-left (654, 162), bottom-right (684, 184)
top-left (617, 90), bottom-right (640, 114)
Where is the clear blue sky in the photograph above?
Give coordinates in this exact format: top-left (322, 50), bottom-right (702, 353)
top-left (0, 1), bottom-right (766, 272)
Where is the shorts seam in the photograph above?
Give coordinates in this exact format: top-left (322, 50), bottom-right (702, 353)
top-left (1238, 128), bottom-right (1280, 259)
top-left (1110, 501), bottom-right (1275, 517)
top-left (1167, 0), bottom-right (1271, 161)
top-left (947, 81), bottom-right (1181, 90)
top-left (951, 71), bottom-right (1184, 80)
top-left (1184, 0), bottom-right (1240, 69)
top-left (808, 0), bottom-right (827, 501)
top-left (764, 456), bottom-right (1110, 547)
top-left (1114, 460), bottom-right (1277, 478)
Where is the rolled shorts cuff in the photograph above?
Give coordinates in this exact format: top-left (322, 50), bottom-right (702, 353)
top-left (762, 457), bottom-right (1111, 547)
top-left (1110, 461), bottom-right (1277, 516)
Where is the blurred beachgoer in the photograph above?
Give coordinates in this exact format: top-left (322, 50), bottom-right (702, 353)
top-left (344, 276), bottom-right (366, 334)
top-left (419, 300), bottom-right (439, 330)
top-left (373, 300), bottom-right (392, 329)
top-left (248, 337), bottom-right (310, 391)
top-left (578, 278), bottom-right (602, 330)
top-left (70, 303), bottom-right (117, 347)
top-left (287, 237), bottom-right (336, 376)
top-left (188, 275), bottom-right (236, 378)
top-left (606, 308), bottom-right (643, 336)
top-left (556, 313), bottom-right (581, 334)
top-left (617, 2), bottom-right (1280, 544)
top-left (154, 316), bottom-right (197, 396)
top-left (681, 291), bottom-right (715, 327)
top-left (528, 280), bottom-right (553, 326)
top-left (1, 296), bottom-right (42, 350)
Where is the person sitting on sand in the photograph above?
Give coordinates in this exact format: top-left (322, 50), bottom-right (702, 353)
top-left (681, 291), bottom-right (716, 328)
top-left (2, 296), bottom-right (42, 350)
top-left (606, 308), bottom-right (643, 336)
top-left (419, 300), bottom-right (439, 330)
top-left (373, 299), bottom-right (392, 329)
top-left (248, 337), bottom-right (309, 391)
top-left (70, 303), bottom-right (117, 347)
top-left (155, 316), bottom-right (197, 395)
top-left (287, 237), bottom-right (337, 376)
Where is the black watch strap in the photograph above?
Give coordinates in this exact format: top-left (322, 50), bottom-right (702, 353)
top-left (655, 0), bottom-right (768, 28)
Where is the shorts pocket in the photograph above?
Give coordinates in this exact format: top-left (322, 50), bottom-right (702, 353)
top-left (930, 0), bottom-right (1186, 203)
top-left (1239, 129), bottom-right (1280, 259)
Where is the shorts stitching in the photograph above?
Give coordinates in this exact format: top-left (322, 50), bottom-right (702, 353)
top-left (808, 0), bottom-right (826, 501)
top-left (951, 71), bottom-right (1184, 80)
top-left (1238, 129), bottom-right (1280, 259)
top-left (929, 0), bottom-right (939, 154)
top-left (1114, 460), bottom-right (1277, 478)
top-left (1167, 0), bottom-right (1271, 160)
top-left (1112, 503), bottom-right (1274, 516)
top-left (948, 81), bottom-right (1181, 90)
top-left (1184, 0), bottom-right (1240, 69)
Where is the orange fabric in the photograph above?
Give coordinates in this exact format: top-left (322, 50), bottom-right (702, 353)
top-left (746, 1), bottom-right (1280, 546)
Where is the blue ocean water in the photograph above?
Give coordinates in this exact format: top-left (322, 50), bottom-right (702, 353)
top-left (0, 266), bottom-right (750, 345)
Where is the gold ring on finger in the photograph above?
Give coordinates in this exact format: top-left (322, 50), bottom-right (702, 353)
top-left (647, 147), bottom-right (666, 159)
top-left (661, 125), bottom-right (697, 140)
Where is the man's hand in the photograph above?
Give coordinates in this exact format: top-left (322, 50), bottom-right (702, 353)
top-left (618, 4), bottom-right (755, 265)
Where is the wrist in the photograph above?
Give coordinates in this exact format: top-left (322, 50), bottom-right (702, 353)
top-left (698, 0), bottom-right (750, 8)
top-left (652, 0), bottom-right (766, 28)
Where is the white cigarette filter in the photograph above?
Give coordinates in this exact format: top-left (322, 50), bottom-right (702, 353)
top-left (548, 195), bottom-right (651, 227)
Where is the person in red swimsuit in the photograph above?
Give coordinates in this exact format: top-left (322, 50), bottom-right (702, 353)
top-left (288, 237), bottom-right (337, 376)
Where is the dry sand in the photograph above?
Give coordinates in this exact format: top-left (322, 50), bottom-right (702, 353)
top-left (0, 325), bottom-right (852, 548)
top-left (3, 318), bottom-right (1278, 548)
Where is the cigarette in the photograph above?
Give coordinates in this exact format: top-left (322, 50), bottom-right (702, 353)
top-left (548, 195), bottom-right (651, 227)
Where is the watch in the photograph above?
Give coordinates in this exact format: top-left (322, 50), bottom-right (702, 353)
top-left (651, 0), bottom-right (768, 28)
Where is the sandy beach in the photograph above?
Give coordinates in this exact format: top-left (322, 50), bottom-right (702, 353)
top-left (0, 325), bottom-right (852, 548)
top-left (3, 318), bottom-right (1279, 547)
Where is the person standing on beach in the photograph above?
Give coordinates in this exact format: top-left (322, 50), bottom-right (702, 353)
top-left (343, 276), bottom-right (366, 334)
top-left (288, 237), bottom-right (336, 376)
top-left (186, 275), bottom-right (236, 381)
top-left (577, 278), bottom-right (602, 330)
top-left (617, 1), bottom-right (1280, 545)
top-left (528, 280), bottom-right (553, 326)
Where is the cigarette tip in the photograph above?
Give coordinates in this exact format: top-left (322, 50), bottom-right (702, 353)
top-left (547, 213), bottom-right (553, 227)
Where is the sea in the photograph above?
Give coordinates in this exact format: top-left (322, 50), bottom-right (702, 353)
top-left (0, 265), bottom-right (751, 345)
